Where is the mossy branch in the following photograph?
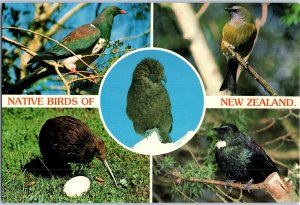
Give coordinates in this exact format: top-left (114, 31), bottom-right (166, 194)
top-left (223, 41), bottom-right (279, 96)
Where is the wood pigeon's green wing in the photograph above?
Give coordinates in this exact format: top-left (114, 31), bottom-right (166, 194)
top-left (48, 24), bottom-right (102, 59)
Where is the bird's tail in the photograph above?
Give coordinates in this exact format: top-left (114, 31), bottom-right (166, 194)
top-left (8, 65), bottom-right (49, 94)
top-left (160, 132), bottom-right (172, 144)
top-left (219, 59), bottom-right (239, 94)
top-left (27, 52), bottom-right (58, 65)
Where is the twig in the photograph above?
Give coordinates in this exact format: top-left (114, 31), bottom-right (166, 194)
top-left (46, 3), bottom-right (88, 37)
top-left (214, 185), bottom-right (240, 202)
top-left (116, 27), bottom-right (150, 43)
top-left (185, 145), bottom-right (201, 168)
top-left (253, 118), bottom-right (276, 134)
top-left (195, 3), bottom-right (210, 18)
top-left (216, 192), bottom-right (228, 203)
top-left (53, 63), bottom-right (70, 95)
top-left (2, 36), bottom-right (36, 56)
top-left (67, 75), bottom-right (103, 85)
top-left (172, 181), bottom-right (197, 202)
top-left (262, 132), bottom-right (293, 146)
top-left (223, 41), bottom-right (279, 96)
top-left (278, 109), bottom-right (300, 120)
top-left (256, 3), bottom-right (269, 28)
top-left (270, 157), bottom-right (290, 170)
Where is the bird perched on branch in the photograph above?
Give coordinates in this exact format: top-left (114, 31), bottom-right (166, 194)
top-left (39, 116), bottom-right (117, 186)
top-left (220, 6), bottom-right (257, 95)
top-left (126, 58), bottom-right (173, 143)
top-left (214, 124), bottom-right (278, 187)
top-left (11, 6), bottom-right (126, 94)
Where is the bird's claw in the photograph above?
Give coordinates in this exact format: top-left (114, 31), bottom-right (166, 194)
top-left (64, 63), bottom-right (77, 73)
top-left (145, 128), bottom-right (160, 139)
top-left (244, 179), bottom-right (254, 193)
top-left (222, 41), bottom-right (236, 57)
top-left (88, 74), bottom-right (98, 83)
top-left (224, 179), bottom-right (235, 193)
top-left (223, 41), bottom-right (235, 50)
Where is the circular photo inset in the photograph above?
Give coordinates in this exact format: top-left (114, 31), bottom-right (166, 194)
top-left (99, 48), bottom-right (205, 155)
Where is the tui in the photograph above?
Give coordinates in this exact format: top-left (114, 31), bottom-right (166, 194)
top-left (11, 6), bottom-right (126, 94)
top-left (214, 124), bottom-right (278, 184)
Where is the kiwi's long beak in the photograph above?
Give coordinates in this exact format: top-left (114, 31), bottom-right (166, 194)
top-left (103, 159), bottom-right (118, 186)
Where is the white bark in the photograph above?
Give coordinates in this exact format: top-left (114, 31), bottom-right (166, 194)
top-left (170, 3), bottom-right (226, 95)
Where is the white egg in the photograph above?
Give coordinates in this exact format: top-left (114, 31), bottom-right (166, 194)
top-left (63, 176), bottom-right (90, 197)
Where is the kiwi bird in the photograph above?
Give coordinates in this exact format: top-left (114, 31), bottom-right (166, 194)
top-left (214, 124), bottom-right (278, 184)
top-left (39, 116), bottom-right (117, 186)
top-left (126, 58), bottom-right (173, 143)
top-left (220, 5), bottom-right (257, 94)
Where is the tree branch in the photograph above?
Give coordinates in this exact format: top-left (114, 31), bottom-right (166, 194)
top-left (170, 3), bottom-right (224, 95)
top-left (116, 27), bottom-right (150, 43)
top-left (170, 171), bottom-right (299, 202)
top-left (45, 3), bottom-right (88, 37)
top-left (53, 63), bottom-right (70, 95)
top-left (223, 41), bottom-right (279, 96)
top-left (262, 132), bottom-right (294, 146)
top-left (171, 171), bottom-right (264, 190)
top-left (2, 36), bottom-right (36, 56)
top-left (195, 3), bottom-right (210, 18)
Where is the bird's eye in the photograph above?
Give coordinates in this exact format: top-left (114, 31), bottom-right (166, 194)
top-left (236, 9), bottom-right (240, 13)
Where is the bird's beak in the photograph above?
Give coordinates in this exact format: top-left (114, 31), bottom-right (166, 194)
top-left (102, 159), bottom-right (118, 186)
top-left (119, 10), bottom-right (127, 14)
top-left (213, 127), bottom-right (224, 134)
top-left (162, 74), bottom-right (167, 84)
top-left (213, 128), bottom-right (220, 132)
top-left (224, 7), bottom-right (234, 13)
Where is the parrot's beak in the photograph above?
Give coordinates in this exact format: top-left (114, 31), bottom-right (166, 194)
top-left (162, 74), bottom-right (167, 84)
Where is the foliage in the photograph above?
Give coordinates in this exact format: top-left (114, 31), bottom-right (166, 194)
top-left (286, 163), bottom-right (300, 195)
top-left (2, 108), bottom-right (150, 202)
top-left (153, 109), bottom-right (299, 202)
top-left (280, 4), bottom-right (300, 26)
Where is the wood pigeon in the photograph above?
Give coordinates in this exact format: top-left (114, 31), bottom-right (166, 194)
top-left (11, 6), bottom-right (126, 93)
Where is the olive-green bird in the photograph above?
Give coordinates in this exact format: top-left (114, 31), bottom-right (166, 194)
top-left (220, 5), bottom-right (257, 94)
top-left (126, 58), bottom-right (173, 143)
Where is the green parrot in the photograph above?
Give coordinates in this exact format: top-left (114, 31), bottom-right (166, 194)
top-left (11, 6), bottom-right (126, 94)
top-left (126, 58), bottom-right (173, 143)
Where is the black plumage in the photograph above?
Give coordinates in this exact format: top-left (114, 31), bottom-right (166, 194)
top-left (214, 124), bottom-right (278, 183)
top-left (39, 116), bottom-right (117, 185)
